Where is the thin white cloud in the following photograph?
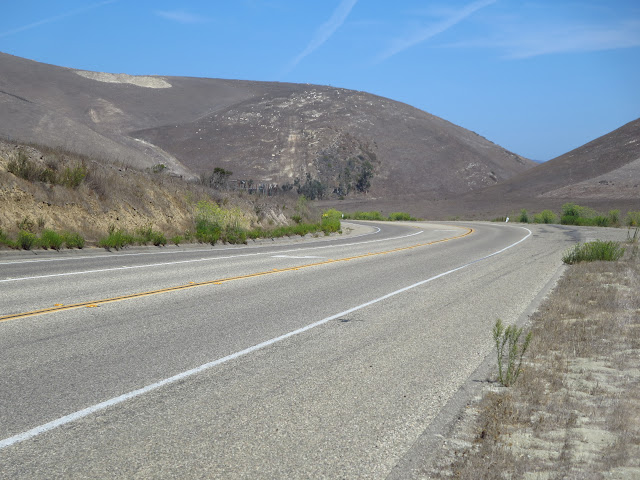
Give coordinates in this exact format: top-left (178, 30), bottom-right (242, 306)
top-left (502, 21), bottom-right (640, 59)
top-left (283, 0), bottom-right (359, 75)
top-left (155, 10), bottom-right (209, 24)
top-left (445, 20), bottom-right (640, 59)
top-left (0, 0), bottom-right (117, 38)
top-left (377, 0), bottom-right (497, 62)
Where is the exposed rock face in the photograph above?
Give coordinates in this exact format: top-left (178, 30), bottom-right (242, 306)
top-left (133, 86), bottom-right (534, 198)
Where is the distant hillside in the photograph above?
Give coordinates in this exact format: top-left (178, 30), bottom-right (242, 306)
top-left (465, 118), bottom-right (640, 202)
top-left (318, 118), bottom-right (640, 219)
top-left (0, 52), bottom-right (534, 200)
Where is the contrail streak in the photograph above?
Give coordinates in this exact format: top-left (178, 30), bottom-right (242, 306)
top-left (283, 0), bottom-right (358, 75)
top-left (378, 0), bottom-right (496, 61)
top-left (0, 0), bottom-right (117, 38)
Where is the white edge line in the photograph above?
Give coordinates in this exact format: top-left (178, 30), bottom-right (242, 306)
top-left (0, 228), bottom-right (424, 283)
top-left (0, 227), bottom-right (530, 450)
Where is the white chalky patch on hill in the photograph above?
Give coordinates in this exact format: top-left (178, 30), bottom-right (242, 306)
top-left (75, 70), bottom-right (171, 89)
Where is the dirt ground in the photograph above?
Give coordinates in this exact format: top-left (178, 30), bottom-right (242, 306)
top-left (423, 230), bottom-right (640, 479)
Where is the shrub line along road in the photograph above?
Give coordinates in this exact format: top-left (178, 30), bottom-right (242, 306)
top-left (0, 221), bottom-right (590, 478)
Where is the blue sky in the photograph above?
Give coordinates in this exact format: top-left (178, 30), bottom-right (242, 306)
top-left (1, 1), bottom-right (639, 161)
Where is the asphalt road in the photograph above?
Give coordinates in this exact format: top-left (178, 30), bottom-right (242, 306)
top-left (0, 221), bottom-right (613, 478)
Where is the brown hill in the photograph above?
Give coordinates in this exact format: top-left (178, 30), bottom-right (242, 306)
top-left (0, 52), bottom-right (534, 200)
top-left (457, 117), bottom-right (640, 216)
top-left (317, 118), bottom-right (640, 219)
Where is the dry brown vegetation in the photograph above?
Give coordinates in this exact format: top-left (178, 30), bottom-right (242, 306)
top-left (427, 239), bottom-right (640, 479)
top-left (0, 139), bottom-right (296, 245)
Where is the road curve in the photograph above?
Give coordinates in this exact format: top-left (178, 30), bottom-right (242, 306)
top-left (0, 221), bottom-right (594, 478)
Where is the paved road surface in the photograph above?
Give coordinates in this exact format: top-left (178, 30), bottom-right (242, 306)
top-left (0, 221), bottom-right (617, 478)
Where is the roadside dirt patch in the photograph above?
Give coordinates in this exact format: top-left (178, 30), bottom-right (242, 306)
top-left (425, 239), bottom-right (640, 479)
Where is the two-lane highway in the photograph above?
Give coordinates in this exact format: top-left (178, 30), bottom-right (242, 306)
top-left (0, 221), bottom-right (592, 478)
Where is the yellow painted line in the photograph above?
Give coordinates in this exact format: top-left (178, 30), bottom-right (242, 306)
top-left (0, 227), bottom-right (473, 323)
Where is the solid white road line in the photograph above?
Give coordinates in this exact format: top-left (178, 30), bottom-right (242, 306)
top-left (0, 227), bottom-right (531, 450)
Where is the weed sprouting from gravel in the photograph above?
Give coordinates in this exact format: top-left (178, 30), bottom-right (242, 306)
top-left (493, 319), bottom-right (532, 387)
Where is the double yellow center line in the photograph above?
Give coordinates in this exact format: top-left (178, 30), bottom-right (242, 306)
top-left (1, 227), bottom-right (473, 322)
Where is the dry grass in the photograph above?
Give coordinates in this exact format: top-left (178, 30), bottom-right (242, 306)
top-left (0, 139), bottom-right (300, 244)
top-left (427, 244), bottom-right (640, 479)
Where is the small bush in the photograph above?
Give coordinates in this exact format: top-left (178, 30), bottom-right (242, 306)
top-left (388, 212), bottom-right (416, 221)
top-left (62, 231), bottom-right (85, 249)
top-left (150, 231), bottom-right (166, 246)
top-left (247, 228), bottom-right (263, 240)
top-left (626, 211), bottom-right (640, 227)
top-left (533, 210), bottom-right (558, 224)
top-left (39, 229), bottom-right (63, 250)
top-left (493, 318), bottom-right (532, 387)
top-left (98, 229), bottom-right (135, 250)
top-left (7, 150), bottom-right (41, 181)
top-left (7, 150), bottom-right (87, 188)
top-left (222, 226), bottom-right (247, 244)
top-left (170, 235), bottom-right (183, 246)
top-left (59, 163), bottom-right (87, 188)
top-left (0, 229), bottom-right (16, 248)
top-left (321, 209), bottom-right (342, 234)
top-left (344, 211), bottom-right (385, 221)
top-left (17, 230), bottom-right (37, 250)
top-left (608, 209), bottom-right (620, 226)
top-left (562, 240), bottom-right (625, 264)
top-left (517, 209), bottom-right (529, 223)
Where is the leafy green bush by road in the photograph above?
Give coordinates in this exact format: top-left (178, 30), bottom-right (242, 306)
top-left (562, 240), bottom-right (625, 264)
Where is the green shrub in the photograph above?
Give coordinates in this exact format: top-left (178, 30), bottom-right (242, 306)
top-left (39, 229), bottom-right (63, 250)
top-left (7, 150), bottom-right (87, 188)
top-left (17, 230), bottom-right (37, 250)
top-left (62, 231), bottom-right (85, 249)
top-left (533, 210), bottom-right (558, 224)
top-left (7, 151), bottom-right (41, 181)
top-left (517, 209), bottom-right (529, 223)
top-left (150, 231), bottom-right (166, 246)
top-left (560, 203), bottom-right (619, 227)
top-left (344, 211), bottom-right (385, 221)
top-left (222, 226), bottom-right (247, 244)
top-left (59, 164), bottom-right (87, 188)
top-left (247, 228), bottom-right (263, 240)
top-left (626, 211), bottom-right (640, 227)
top-left (98, 229), bottom-right (135, 250)
top-left (493, 319), bottom-right (532, 387)
top-left (562, 240), bottom-right (625, 264)
top-left (608, 210), bottom-right (620, 226)
top-left (0, 228), bottom-right (16, 248)
top-left (388, 212), bottom-right (416, 221)
top-left (321, 209), bottom-right (342, 234)
top-left (170, 235), bottom-right (183, 246)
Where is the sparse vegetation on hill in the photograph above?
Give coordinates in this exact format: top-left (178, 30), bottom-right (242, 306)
top-left (0, 139), bottom-right (340, 251)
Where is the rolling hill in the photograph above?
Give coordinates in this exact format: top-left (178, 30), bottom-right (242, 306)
top-left (0, 52), bottom-right (534, 200)
top-left (456, 117), bottom-right (640, 216)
